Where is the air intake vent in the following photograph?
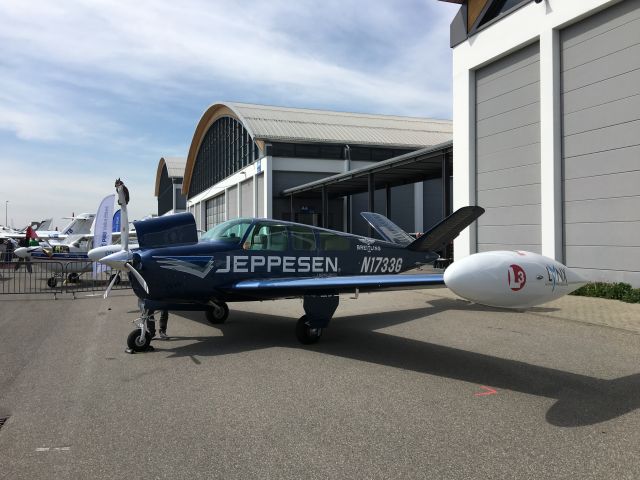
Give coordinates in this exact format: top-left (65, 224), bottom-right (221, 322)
top-left (0, 416), bottom-right (9, 430)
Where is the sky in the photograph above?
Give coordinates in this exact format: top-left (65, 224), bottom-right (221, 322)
top-left (0, 0), bottom-right (459, 229)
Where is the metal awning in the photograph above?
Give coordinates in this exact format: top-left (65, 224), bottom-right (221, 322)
top-left (281, 141), bottom-right (452, 199)
top-left (281, 141), bottom-right (453, 235)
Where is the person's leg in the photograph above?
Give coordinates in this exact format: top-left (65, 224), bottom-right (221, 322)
top-left (159, 310), bottom-right (169, 338)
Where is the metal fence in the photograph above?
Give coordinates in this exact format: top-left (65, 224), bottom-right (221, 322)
top-left (0, 259), bottom-right (130, 296)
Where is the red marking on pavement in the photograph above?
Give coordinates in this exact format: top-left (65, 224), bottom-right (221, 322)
top-left (475, 386), bottom-right (497, 397)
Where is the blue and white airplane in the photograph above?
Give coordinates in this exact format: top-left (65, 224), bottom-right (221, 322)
top-left (98, 203), bottom-right (586, 352)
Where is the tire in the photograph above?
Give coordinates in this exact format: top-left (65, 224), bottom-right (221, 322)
top-left (127, 329), bottom-right (152, 352)
top-left (47, 277), bottom-right (57, 288)
top-left (296, 315), bottom-right (322, 345)
top-left (67, 272), bottom-right (80, 283)
top-left (206, 302), bottom-right (229, 324)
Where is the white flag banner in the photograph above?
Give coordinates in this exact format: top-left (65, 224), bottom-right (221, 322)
top-left (92, 194), bottom-right (115, 278)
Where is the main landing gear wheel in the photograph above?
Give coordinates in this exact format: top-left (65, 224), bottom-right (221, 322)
top-left (47, 277), bottom-right (57, 288)
top-left (206, 302), bottom-right (229, 324)
top-left (126, 329), bottom-right (152, 352)
top-left (296, 315), bottom-right (322, 345)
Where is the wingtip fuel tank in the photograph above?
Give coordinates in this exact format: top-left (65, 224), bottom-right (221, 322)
top-left (443, 251), bottom-right (587, 309)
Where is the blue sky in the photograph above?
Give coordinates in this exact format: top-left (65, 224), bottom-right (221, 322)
top-left (0, 0), bottom-right (459, 228)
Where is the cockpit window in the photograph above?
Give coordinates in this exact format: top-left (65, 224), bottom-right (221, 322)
top-left (290, 225), bottom-right (316, 251)
top-left (201, 218), bottom-right (252, 243)
top-left (245, 223), bottom-right (288, 251)
top-left (318, 232), bottom-right (350, 251)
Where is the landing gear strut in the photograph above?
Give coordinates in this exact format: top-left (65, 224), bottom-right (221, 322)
top-left (126, 309), bottom-right (155, 353)
top-left (296, 295), bottom-right (339, 345)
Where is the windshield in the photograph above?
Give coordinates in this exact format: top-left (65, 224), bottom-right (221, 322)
top-left (201, 218), bottom-right (253, 243)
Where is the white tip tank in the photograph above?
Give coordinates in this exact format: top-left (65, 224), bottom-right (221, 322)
top-left (443, 251), bottom-right (587, 309)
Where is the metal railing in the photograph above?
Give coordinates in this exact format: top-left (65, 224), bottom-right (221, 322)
top-left (0, 258), bottom-right (130, 296)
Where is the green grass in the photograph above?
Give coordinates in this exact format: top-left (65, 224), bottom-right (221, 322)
top-left (570, 282), bottom-right (640, 303)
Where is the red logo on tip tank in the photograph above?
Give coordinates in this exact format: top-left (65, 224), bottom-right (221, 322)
top-left (508, 264), bottom-right (526, 291)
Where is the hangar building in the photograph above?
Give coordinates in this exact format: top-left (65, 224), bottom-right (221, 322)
top-left (182, 102), bottom-right (452, 237)
top-left (155, 157), bottom-right (187, 216)
top-left (443, 0), bottom-right (640, 285)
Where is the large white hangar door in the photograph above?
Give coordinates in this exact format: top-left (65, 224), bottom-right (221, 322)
top-left (227, 185), bottom-right (238, 219)
top-left (561, 0), bottom-right (640, 285)
top-left (475, 42), bottom-right (541, 253)
top-left (256, 173), bottom-right (264, 217)
top-left (240, 178), bottom-right (254, 217)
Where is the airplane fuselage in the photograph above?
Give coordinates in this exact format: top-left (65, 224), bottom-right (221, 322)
top-left (128, 218), bottom-right (437, 305)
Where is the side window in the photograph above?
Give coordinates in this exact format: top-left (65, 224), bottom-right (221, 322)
top-left (319, 232), bottom-right (350, 251)
top-left (246, 224), bottom-right (288, 251)
top-left (289, 225), bottom-right (316, 251)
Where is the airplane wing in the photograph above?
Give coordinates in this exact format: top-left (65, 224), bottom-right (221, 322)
top-left (228, 273), bottom-right (444, 295)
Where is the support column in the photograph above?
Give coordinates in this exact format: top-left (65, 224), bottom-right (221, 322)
top-left (414, 182), bottom-right (423, 234)
top-left (540, 28), bottom-right (562, 261)
top-left (321, 186), bottom-right (328, 228)
top-left (264, 157), bottom-right (273, 219)
top-left (452, 67), bottom-right (476, 258)
top-left (385, 184), bottom-right (391, 217)
top-left (289, 194), bottom-right (294, 222)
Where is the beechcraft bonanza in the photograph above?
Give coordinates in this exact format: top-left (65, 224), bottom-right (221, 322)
top-left (97, 184), bottom-right (586, 352)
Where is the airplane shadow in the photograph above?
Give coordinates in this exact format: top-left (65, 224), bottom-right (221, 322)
top-left (159, 302), bottom-right (640, 428)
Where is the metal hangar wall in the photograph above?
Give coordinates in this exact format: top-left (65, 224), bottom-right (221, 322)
top-left (182, 102), bottom-right (453, 237)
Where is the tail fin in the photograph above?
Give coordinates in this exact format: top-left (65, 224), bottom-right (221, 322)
top-left (360, 212), bottom-right (415, 246)
top-left (407, 206), bottom-right (484, 252)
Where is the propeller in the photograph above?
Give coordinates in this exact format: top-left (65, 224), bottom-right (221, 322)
top-left (93, 179), bottom-right (148, 298)
top-left (99, 250), bottom-right (149, 296)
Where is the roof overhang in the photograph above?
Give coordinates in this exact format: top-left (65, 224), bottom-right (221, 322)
top-left (281, 141), bottom-right (453, 198)
top-left (182, 103), bottom-right (258, 197)
top-left (155, 157), bottom-right (186, 196)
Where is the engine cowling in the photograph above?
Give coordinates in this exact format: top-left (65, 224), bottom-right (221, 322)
top-left (443, 251), bottom-right (586, 309)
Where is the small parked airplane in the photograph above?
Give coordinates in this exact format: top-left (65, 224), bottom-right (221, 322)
top-left (2, 214), bottom-right (96, 244)
top-left (97, 184), bottom-right (586, 352)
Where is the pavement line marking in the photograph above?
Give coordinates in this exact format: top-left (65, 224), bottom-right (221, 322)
top-left (474, 385), bottom-right (498, 397)
top-left (35, 446), bottom-right (71, 452)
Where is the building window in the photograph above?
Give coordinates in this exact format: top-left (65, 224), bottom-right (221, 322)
top-left (205, 194), bottom-right (225, 229)
top-left (189, 117), bottom-right (260, 199)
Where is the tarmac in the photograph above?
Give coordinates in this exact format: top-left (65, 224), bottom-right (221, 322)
top-left (1, 287), bottom-right (640, 479)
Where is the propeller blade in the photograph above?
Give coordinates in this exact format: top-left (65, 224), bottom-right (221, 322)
top-left (103, 273), bottom-right (119, 299)
top-left (125, 262), bottom-right (149, 294)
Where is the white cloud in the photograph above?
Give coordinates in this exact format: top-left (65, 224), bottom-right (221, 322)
top-left (0, 0), bottom-right (459, 226)
top-left (0, 0), bottom-right (458, 118)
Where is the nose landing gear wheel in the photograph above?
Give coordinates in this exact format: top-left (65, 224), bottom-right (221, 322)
top-left (47, 277), bottom-right (57, 288)
top-left (296, 315), bottom-right (322, 345)
top-left (126, 329), bottom-right (152, 352)
top-left (206, 302), bottom-right (229, 324)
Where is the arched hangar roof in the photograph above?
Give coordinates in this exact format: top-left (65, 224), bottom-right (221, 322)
top-left (183, 102), bottom-right (452, 196)
top-left (154, 157), bottom-right (186, 197)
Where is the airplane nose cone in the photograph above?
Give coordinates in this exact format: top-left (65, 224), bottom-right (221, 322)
top-left (88, 246), bottom-right (119, 262)
top-left (14, 247), bottom-right (29, 258)
top-left (100, 250), bottom-right (130, 269)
